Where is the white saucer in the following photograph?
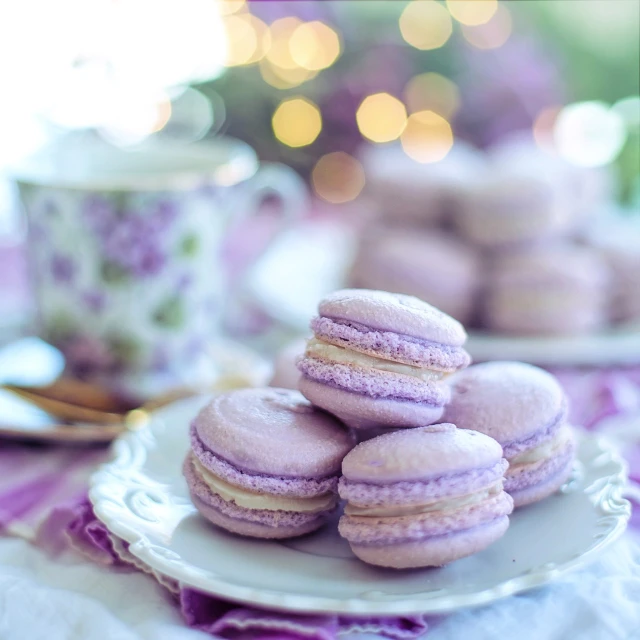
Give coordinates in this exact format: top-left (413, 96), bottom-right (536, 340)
top-left (0, 340), bottom-right (270, 445)
top-left (89, 396), bottom-right (631, 616)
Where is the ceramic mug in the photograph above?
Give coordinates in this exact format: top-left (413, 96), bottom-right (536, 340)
top-left (13, 132), bottom-right (307, 398)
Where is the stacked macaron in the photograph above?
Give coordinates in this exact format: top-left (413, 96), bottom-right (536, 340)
top-left (184, 387), bottom-right (355, 538)
top-left (348, 229), bottom-right (480, 325)
top-left (482, 245), bottom-right (610, 336)
top-left (338, 424), bottom-right (513, 568)
top-left (443, 361), bottom-right (576, 508)
top-left (297, 289), bottom-right (471, 430)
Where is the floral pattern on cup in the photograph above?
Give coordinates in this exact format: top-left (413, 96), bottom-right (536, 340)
top-left (17, 140), bottom-right (307, 399)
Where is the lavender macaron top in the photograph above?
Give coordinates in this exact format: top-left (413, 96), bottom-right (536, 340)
top-left (341, 423), bottom-right (503, 484)
top-left (192, 388), bottom-right (354, 478)
top-left (442, 362), bottom-right (567, 446)
top-left (318, 289), bottom-right (467, 347)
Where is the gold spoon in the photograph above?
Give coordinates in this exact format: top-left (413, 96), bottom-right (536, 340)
top-left (0, 379), bottom-right (196, 429)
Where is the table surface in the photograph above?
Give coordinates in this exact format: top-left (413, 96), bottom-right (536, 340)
top-left (1, 532), bottom-right (639, 640)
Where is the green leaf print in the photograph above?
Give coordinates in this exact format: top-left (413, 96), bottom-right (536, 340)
top-left (179, 233), bottom-right (200, 257)
top-left (101, 261), bottom-right (129, 285)
top-left (153, 297), bottom-right (185, 329)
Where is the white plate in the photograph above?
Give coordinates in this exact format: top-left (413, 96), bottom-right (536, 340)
top-left (89, 396), bottom-right (631, 616)
top-left (466, 331), bottom-right (640, 367)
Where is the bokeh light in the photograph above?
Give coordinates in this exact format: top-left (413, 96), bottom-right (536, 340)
top-left (99, 90), bottom-right (172, 147)
top-left (158, 87), bottom-right (217, 143)
top-left (554, 101), bottom-right (627, 167)
top-left (404, 73), bottom-right (460, 119)
top-left (613, 96), bottom-right (640, 129)
top-left (266, 17), bottom-right (303, 70)
top-left (223, 13), bottom-right (270, 66)
top-left (461, 4), bottom-right (512, 49)
top-left (401, 110), bottom-right (454, 163)
top-left (532, 106), bottom-right (562, 154)
top-left (399, 0), bottom-right (453, 51)
top-left (272, 97), bottom-right (322, 147)
top-left (259, 59), bottom-right (318, 89)
top-left (289, 21), bottom-right (341, 71)
top-left (356, 93), bottom-right (407, 143)
top-left (312, 152), bottom-right (366, 204)
top-left (446, 0), bottom-right (498, 26)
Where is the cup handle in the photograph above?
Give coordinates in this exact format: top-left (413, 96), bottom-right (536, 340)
top-left (223, 162), bottom-right (308, 285)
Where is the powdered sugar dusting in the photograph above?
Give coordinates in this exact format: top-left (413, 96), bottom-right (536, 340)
top-left (318, 289), bottom-right (467, 346)
top-left (342, 425), bottom-right (504, 482)
top-left (192, 388), bottom-right (355, 478)
top-left (443, 362), bottom-right (567, 445)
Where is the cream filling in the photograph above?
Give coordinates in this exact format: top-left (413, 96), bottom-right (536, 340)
top-left (192, 458), bottom-right (337, 513)
top-left (306, 338), bottom-right (447, 380)
top-left (510, 425), bottom-right (573, 466)
top-left (344, 481), bottom-right (503, 518)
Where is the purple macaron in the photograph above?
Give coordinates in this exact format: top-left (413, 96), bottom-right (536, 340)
top-left (338, 424), bottom-right (513, 568)
top-left (297, 289), bottom-right (472, 430)
top-left (442, 362), bottom-right (576, 508)
top-left (184, 387), bottom-right (355, 539)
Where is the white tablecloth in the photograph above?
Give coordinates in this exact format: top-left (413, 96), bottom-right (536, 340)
top-left (2, 533), bottom-right (639, 640)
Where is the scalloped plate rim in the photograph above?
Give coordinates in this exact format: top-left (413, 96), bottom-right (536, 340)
top-left (89, 406), bottom-right (631, 616)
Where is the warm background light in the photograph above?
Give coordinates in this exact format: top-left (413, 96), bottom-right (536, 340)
top-left (223, 14), bottom-right (269, 66)
top-left (272, 97), bottom-right (322, 147)
top-left (399, 0), bottom-right (453, 51)
top-left (356, 93), bottom-right (407, 143)
top-left (266, 17), bottom-right (303, 70)
top-left (404, 72), bottom-right (460, 119)
top-left (259, 59), bottom-right (317, 89)
top-left (312, 152), bottom-right (366, 203)
top-left (554, 101), bottom-right (627, 167)
top-left (461, 4), bottom-right (512, 49)
top-left (289, 21), bottom-right (341, 71)
top-left (446, 0), bottom-right (498, 26)
top-left (401, 110), bottom-right (454, 163)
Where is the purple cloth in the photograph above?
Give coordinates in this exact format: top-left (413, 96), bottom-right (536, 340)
top-left (1, 367), bottom-right (639, 639)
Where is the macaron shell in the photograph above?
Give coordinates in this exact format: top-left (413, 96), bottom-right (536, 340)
top-left (348, 230), bottom-right (480, 325)
top-left (318, 289), bottom-right (467, 346)
top-left (507, 459), bottom-right (574, 508)
top-left (190, 424), bottom-right (340, 498)
top-left (298, 356), bottom-right (451, 404)
top-left (184, 455), bottom-right (330, 539)
top-left (348, 516), bottom-right (510, 569)
top-left (443, 362), bottom-right (566, 446)
top-left (505, 444), bottom-right (575, 508)
top-left (339, 460), bottom-right (508, 508)
top-left (298, 376), bottom-right (446, 430)
top-left (189, 493), bottom-right (326, 539)
top-left (193, 388), bottom-right (354, 477)
top-left (311, 316), bottom-right (471, 370)
top-left (339, 491), bottom-right (513, 544)
top-left (341, 425), bottom-right (503, 483)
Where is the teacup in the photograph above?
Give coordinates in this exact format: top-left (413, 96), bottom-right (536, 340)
top-left (12, 132), bottom-right (307, 398)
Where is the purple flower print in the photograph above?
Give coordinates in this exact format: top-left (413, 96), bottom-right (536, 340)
top-left (51, 254), bottom-right (76, 283)
top-left (90, 198), bottom-right (179, 279)
top-left (102, 213), bottom-right (167, 277)
top-left (83, 195), bottom-right (118, 237)
top-left (82, 291), bottom-right (106, 313)
top-left (61, 334), bottom-right (119, 380)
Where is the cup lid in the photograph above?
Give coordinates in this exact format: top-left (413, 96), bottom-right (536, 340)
top-left (10, 131), bottom-right (259, 191)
